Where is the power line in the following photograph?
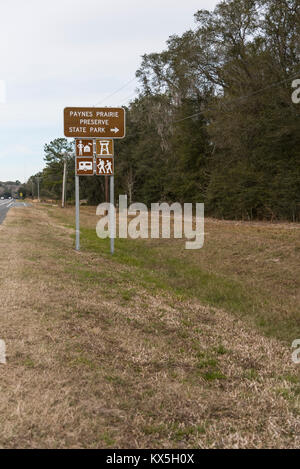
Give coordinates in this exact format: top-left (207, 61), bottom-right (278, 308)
top-left (174, 71), bottom-right (300, 123)
top-left (90, 10), bottom-right (201, 109)
top-left (120, 92), bottom-right (139, 106)
top-left (93, 77), bottom-right (137, 107)
top-left (92, 4), bottom-right (298, 113)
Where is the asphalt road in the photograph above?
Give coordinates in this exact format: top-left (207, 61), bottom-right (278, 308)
top-left (0, 200), bottom-right (29, 225)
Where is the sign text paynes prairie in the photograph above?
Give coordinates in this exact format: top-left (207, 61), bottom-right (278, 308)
top-left (64, 107), bottom-right (125, 138)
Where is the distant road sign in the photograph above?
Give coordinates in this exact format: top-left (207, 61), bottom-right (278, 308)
top-left (96, 139), bottom-right (114, 156)
top-left (75, 138), bottom-right (94, 157)
top-left (76, 157), bottom-right (94, 176)
top-left (64, 107), bottom-right (125, 138)
top-left (96, 157), bottom-right (114, 176)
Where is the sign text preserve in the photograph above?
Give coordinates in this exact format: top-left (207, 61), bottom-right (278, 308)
top-left (64, 107), bottom-right (125, 138)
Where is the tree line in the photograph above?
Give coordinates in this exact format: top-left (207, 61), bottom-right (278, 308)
top-left (22, 0), bottom-right (300, 221)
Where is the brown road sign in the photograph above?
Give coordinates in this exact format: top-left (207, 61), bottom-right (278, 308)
top-left (76, 157), bottom-right (94, 176)
top-left (96, 139), bottom-right (114, 156)
top-left (64, 107), bottom-right (125, 138)
top-left (96, 157), bottom-right (114, 176)
top-left (75, 139), bottom-right (94, 157)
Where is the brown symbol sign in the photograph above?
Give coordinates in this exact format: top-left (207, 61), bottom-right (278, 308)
top-left (96, 157), bottom-right (114, 176)
top-left (64, 107), bottom-right (125, 138)
top-left (96, 139), bottom-right (114, 156)
top-left (75, 139), bottom-right (94, 157)
top-left (76, 157), bottom-right (94, 176)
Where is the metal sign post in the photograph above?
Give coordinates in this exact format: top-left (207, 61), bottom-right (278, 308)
top-left (62, 160), bottom-right (67, 208)
top-left (110, 175), bottom-right (114, 255)
top-left (75, 174), bottom-right (80, 251)
top-left (36, 176), bottom-right (41, 202)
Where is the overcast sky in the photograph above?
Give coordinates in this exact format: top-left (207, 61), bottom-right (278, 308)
top-left (0, 0), bottom-right (218, 182)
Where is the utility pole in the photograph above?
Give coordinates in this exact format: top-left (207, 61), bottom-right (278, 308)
top-left (64, 164), bottom-right (68, 207)
top-left (36, 176), bottom-right (41, 202)
top-left (31, 179), bottom-right (34, 200)
top-left (62, 158), bottom-right (67, 208)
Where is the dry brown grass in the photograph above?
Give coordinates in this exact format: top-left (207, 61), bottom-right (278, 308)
top-left (0, 205), bottom-right (299, 448)
top-left (45, 204), bottom-right (300, 342)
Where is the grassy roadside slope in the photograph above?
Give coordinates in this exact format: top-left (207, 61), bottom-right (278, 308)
top-left (0, 204), bottom-right (299, 448)
top-left (45, 205), bottom-right (300, 343)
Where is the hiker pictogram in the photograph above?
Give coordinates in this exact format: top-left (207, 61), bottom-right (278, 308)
top-left (96, 157), bottom-right (114, 175)
top-left (105, 160), bottom-right (112, 173)
top-left (97, 158), bottom-right (105, 174)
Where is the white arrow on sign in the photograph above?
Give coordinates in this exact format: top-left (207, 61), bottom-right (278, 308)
top-left (110, 127), bottom-right (119, 133)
